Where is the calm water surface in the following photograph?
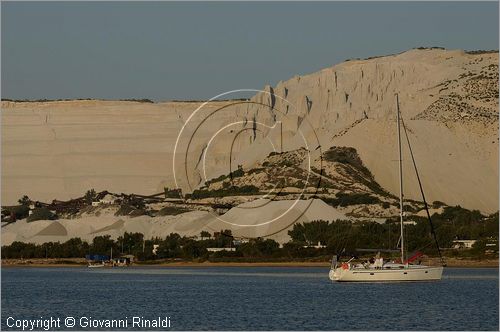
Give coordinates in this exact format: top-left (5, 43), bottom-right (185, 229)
top-left (1, 267), bottom-right (498, 330)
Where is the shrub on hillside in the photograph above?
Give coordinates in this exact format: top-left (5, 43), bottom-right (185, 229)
top-left (188, 185), bottom-right (259, 199)
top-left (323, 193), bottom-right (380, 207)
top-left (84, 189), bottom-right (97, 204)
top-left (164, 187), bottom-right (183, 199)
top-left (27, 207), bottom-right (57, 222)
top-left (432, 201), bottom-right (446, 208)
top-left (157, 206), bottom-right (191, 216)
top-left (8, 205), bottom-right (30, 220)
top-left (129, 209), bottom-right (148, 218)
top-left (115, 204), bottom-right (149, 218)
top-left (18, 195), bottom-right (31, 206)
top-left (115, 204), bottom-right (135, 216)
top-left (323, 147), bottom-right (363, 168)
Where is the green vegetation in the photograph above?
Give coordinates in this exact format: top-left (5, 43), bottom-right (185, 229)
top-left (169, 98), bottom-right (249, 103)
top-left (123, 196), bottom-right (146, 209)
top-left (432, 200), bottom-right (446, 208)
top-left (84, 189), bottom-right (97, 204)
top-left (27, 207), bottom-right (57, 222)
top-left (114, 204), bottom-right (136, 216)
top-left (115, 204), bottom-right (148, 217)
top-left (415, 46), bottom-right (445, 50)
top-left (323, 147), bottom-right (363, 166)
top-left (205, 165), bottom-right (245, 186)
top-left (164, 187), bottom-right (183, 199)
top-left (1, 231), bottom-right (235, 260)
top-left (2, 231), bottom-right (289, 262)
top-left (18, 195), bottom-right (31, 206)
top-left (4, 205), bottom-right (30, 220)
top-left (465, 50), bottom-right (498, 55)
top-left (230, 165), bottom-right (245, 178)
top-left (276, 159), bottom-right (294, 167)
top-left (2, 206), bottom-right (497, 262)
top-left (200, 231), bottom-right (211, 238)
top-left (321, 147), bottom-right (390, 196)
top-left (322, 193), bottom-right (381, 207)
top-left (187, 185), bottom-right (259, 199)
top-left (156, 206), bottom-right (191, 216)
top-left (237, 238), bottom-right (280, 258)
top-left (288, 206), bottom-right (498, 258)
top-left (2, 195), bottom-right (32, 222)
top-left (114, 195), bottom-right (149, 217)
top-left (2, 238), bottom-right (90, 259)
top-left (119, 98), bottom-right (154, 103)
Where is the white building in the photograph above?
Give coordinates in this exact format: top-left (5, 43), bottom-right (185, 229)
top-left (303, 241), bottom-right (327, 249)
top-left (207, 248), bottom-right (236, 252)
top-left (99, 194), bottom-right (117, 205)
top-left (452, 240), bottom-right (477, 249)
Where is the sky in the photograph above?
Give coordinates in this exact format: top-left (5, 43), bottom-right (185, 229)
top-left (1, 1), bottom-right (498, 101)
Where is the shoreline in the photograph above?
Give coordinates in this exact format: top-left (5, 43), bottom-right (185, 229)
top-left (2, 258), bottom-right (498, 268)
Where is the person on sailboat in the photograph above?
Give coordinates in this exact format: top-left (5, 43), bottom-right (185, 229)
top-left (330, 255), bottom-right (338, 269)
top-left (374, 257), bottom-right (384, 269)
top-left (374, 251), bottom-right (383, 269)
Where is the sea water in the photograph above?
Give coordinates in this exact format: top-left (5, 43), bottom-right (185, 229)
top-left (1, 267), bottom-right (498, 330)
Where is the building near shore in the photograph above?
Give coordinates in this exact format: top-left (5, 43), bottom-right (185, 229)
top-left (452, 240), bottom-right (477, 249)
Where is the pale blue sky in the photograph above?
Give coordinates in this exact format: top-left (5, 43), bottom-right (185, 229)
top-left (2, 2), bottom-right (498, 101)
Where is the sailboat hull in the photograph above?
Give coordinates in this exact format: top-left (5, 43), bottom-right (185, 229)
top-left (329, 265), bottom-right (443, 282)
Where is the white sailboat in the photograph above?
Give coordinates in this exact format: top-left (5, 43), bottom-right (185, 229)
top-left (329, 95), bottom-right (444, 282)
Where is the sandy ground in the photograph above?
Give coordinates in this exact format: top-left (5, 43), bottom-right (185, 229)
top-left (1, 199), bottom-right (346, 245)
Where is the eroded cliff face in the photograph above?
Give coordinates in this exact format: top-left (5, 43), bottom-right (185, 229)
top-left (196, 49), bottom-right (499, 212)
top-left (2, 49), bottom-right (498, 212)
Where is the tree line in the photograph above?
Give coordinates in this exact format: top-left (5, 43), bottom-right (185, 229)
top-left (2, 206), bottom-right (497, 261)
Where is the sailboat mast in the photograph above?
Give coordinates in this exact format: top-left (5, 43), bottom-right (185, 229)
top-left (396, 94), bottom-right (405, 264)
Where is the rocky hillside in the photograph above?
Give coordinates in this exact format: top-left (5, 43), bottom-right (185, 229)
top-left (193, 146), bottom-right (419, 218)
top-left (186, 48), bottom-right (498, 213)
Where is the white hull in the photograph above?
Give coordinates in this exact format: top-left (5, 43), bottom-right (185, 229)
top-left (329, 265), bottom-right (443, 282)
